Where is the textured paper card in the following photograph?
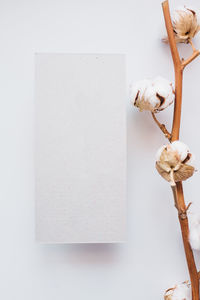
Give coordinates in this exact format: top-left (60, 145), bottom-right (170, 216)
top-left (35, 54), bottom-right (126, 243)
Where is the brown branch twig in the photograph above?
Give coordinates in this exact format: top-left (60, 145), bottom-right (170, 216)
top-left (182, 40), bottom-right (200, 70)
top-left (162, 1), bottom-right (199, 300)
top-left (151, 112), bottom-right (171, 141)
top-left (182, 50), bottom-right (200, 69)
top-left (189, 40), bottom-right (196, 52)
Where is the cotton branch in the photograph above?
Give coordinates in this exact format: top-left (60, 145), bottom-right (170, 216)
top-left (182, 41), bottom-right (200, 69)
top-left (162, 1), bottom-right (200, 300)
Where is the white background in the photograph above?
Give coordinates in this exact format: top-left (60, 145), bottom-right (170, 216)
top-left (1, 0), bottom-right (200, 299)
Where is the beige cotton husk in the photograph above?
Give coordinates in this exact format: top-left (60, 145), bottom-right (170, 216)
top-left (163, 6), bottom-right (200, 43)
top-left (155, 141), bottom-right (195, 185)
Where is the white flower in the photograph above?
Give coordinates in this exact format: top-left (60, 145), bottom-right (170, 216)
top-left (188, 212), bottom-right (200, 250)
top-left (163, 6), bottom-right (200, 43)
top-left (130, 77), bottom-right (174, 113)
top-left (164, 282), bottom-right (191, 300)
top-left (156, 141), bottom-right (195, 185)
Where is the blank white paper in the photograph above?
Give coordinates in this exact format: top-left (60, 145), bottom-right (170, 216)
top-left (35, 54), bottom-right (126, 243)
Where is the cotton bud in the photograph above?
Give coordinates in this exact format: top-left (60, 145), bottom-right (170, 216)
top-left (156, 141), bottom-right (195, 186)
top-left (188, 212), bottom-right (200, 250)
top-left (130, 77), bottom-right (174, 113)
top-left (164, 282), bottom-right (191, 300)
top-left (163, 6), bottom-right (200, 43)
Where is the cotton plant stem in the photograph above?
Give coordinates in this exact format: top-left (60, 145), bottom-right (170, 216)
top-left (162, 1), bottom-right (199, 300)
top-left (176, 182), bottom-right (199, 300)
top-left (189, 40), bottom-right (196, 52)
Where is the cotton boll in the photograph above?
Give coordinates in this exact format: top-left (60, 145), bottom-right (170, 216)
top-left (170, 6), bottom-right (200, 43)
top-left (185, 153), bottom-right (196, 168)
top-left (156, 141), bottom-right (192, 165)
top-left (170, 141), bottom-right (190, 161)
top-left (146, 78), bottom-right (175, 112)
top-left (153, 77), bottom-right (174, 97)
top-left (130, 79), bottom-right (150, 104)
top-left (156, 141), bottom-right (195, 185)
top-left (152, 77), bottom-right (175, 111)
top-left (130, 79), bottom-right (152, 111)
top-left (170, 141), bottom-right (196, 169)
top-left (155, 145), bottom-right (166, 162)
top-left (143, 86), bottom-right (161, 110)
top-left (131, 76), bottom-right (174, 113)
top-left (164, 282), bottom-right (191, 300)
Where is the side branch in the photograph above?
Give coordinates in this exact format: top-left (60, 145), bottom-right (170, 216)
top-left (182, 50), bottom-right (200, 70)
top-left (151, 112), bottom-right (171, 141)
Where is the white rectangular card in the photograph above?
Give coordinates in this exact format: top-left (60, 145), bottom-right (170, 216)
top-left (35, 54), bottom-right (126, 243)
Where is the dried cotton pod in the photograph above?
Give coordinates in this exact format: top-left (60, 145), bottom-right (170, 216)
top-left (156, 141), bottom-right (195, 186)
top-left (163, 6), bottom-right (200, 43)
top-left (164, 282), bottom-right (191, 300)
top-left (130, 77), bottom-right (174, 113)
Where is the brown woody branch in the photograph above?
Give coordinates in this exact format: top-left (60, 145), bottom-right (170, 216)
top-left (182, 50), bottom-right (200, 69)
top-left (182, 40), bottom-right (200, 70)
top-left (162, 1), bottom-right (199, 300)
